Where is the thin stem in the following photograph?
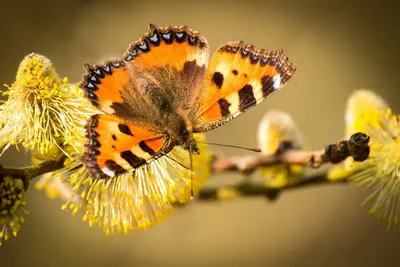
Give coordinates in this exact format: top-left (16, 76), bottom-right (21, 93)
top-left (0, 133), bottom-right (369, 194)
top-left (197, 170), bottom-right (349, 201)
top-left (0, 156), bottom-right (65, 190)
top-left (211, 132), bottom-right (370, 174)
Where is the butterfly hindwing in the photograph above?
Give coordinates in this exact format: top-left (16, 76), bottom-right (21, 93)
top-left (192, 41), bottom-right (296, 132)
top-left (84, 114), bottom-right (173, 179)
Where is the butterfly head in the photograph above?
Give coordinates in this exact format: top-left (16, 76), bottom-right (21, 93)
top-left (164, 107), bottom-right (200, 155)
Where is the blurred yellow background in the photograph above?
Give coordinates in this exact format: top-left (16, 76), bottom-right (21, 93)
top-left (1, 0), bottom-right (399, 266)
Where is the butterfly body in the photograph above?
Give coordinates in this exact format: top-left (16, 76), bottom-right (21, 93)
top-left (80, 24), bottom-right (296, 180)
top-left (149, 106), bottom-right (200, 153)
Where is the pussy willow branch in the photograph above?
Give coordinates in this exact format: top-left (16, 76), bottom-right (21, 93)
top-left (197, 169), bottom-right (351, 201)
top-left (0, 156), bottom-right (66, 190)
top-left (0, 133), bottom-right (370, 194)
top-left (197, 132), bottom-right (370, 200)
top-left (210, 132), bottom-right (370, 175)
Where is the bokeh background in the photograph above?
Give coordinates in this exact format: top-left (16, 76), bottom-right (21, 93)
top-left (1, 0), bottom-right (400, 266)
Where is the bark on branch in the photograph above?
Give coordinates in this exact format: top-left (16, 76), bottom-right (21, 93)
top-left (0, 133), bottom-right (369, 197)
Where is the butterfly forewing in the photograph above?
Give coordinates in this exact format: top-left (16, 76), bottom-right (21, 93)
top-left (123, 24), bottom-right (210, 110)
top-left (80, 60), bottom-right (131, 115)
top-left (80, 24), bottom-right (210, 121)
top-left (192, 41), bottom-right (296, 132)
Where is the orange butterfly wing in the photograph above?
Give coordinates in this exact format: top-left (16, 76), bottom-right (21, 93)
top-left (192, 41), bottom-right (296, 132)
top-left (84, 114), bottom-right (173, 179)
top-left (80, 24), bottom-right (212, 179)
top-left (80, 24), bottom-right (210, 120)
top-left (80, 60), bottom-right (131, 115)
top-left (124, 24), bottom-right (209, 72)
top-left (121, 24), bottom-right (210, 110)
top-left (80, 25), bottom-right (297, 179)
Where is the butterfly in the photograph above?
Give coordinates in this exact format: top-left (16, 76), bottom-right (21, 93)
top-left (80, 24), bottom-right (296, 181)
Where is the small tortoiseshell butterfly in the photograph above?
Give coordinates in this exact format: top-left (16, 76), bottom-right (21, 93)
top-left (80, 24), bottom-right (296, 180)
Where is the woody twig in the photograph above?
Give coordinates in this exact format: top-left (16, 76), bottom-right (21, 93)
top-left (198, 132), bottom-right (370, 201)
top-left (0, 156), bottom-right (66, 190)
top-left (0, 133), bottom-right (370, 197)
top-left (211, 132), bottom-right (370, 174)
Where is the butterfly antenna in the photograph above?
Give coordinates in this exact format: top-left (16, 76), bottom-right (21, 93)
top-left (164, 154), bottom-right (190, 170)
top-left (189, 145), bottom-right (194, 199)
top-left (197, 141), bottom-right (261, 153)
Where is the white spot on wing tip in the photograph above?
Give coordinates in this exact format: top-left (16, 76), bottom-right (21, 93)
top-left (101, 167), bottom-right (115, 177)
top-left (273, 74), bottom-right (281, 89)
